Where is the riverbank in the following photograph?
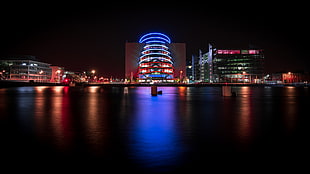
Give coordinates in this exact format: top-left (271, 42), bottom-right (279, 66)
top-left (0, 80), bottom-right (65, 88)
top-left (1, 80), bottom-right (309, 88)
top-left (86, 82), bottom-right (309, 87)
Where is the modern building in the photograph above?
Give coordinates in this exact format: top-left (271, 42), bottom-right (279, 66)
top-left (187, 45), bottom-right (214, 83)
top-left (125, 32), bottom-right (186, 83)
top-left (50, 65), bottom-right (64, 83)
top-left (186, 54), bottom-right (200, 82)
top-left (265, 72), bottom-right (310, 84)
top-left (186, 56), bottom-right (194, 81)
top-left (212, 49), bottom-right (264, 83)
top-left (190, 44), bottom-right (265, 83)
top-left (0, 55), bottom-right (52, 82)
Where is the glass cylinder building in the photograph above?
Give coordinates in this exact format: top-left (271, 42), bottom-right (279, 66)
top-left (137, 33), bottom-right (174, 82)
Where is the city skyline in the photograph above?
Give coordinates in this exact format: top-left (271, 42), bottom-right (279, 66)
top-left (1, 2), bottom-right (309, 78)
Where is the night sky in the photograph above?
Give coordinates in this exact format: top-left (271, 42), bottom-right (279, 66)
top-left (1, 2), bottom-right (309, 78)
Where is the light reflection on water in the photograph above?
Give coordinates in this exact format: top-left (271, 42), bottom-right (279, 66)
top-left (0, 86), bottom-right (309, 172)
top-left (83, 86), bottom-right (107, 156)
top-left (128, 87), bottom-right (183, 171)
top-left (236, 87), bottom-right (252, 149)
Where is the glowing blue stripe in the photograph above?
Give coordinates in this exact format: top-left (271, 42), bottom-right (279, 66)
top-left (139, 56), bottom-right (173, 64)
top-left (145, 40), bottom-right (166, 44)
top-left (142, 49), bottom-right (170, 54)
top-left (143, 48), bottom-right (169, 51)
top-left (139, 55), bottom-right (174, 61)
top-left (144, 47), bottom-right (168, 51)
top-left (139, 58), bottom-right (173, 64)
top-left (144, 44), bottom-right (168, 49)
top-left (140, 37), bottom-right (170, 44)
top-left (139, 56), bottom-right (173, 60)
top-left (140, 53), bottom-right (172, 59)
top-left (139, 32), bottom-right (171, 43)
top-left (148, 74), bottom-right (168, 78)
top-left (140, 54), bottom-right (173, 59)
top-left (139, 60), bottom-right (173, 65)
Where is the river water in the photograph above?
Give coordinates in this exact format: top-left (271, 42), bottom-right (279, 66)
top-left (0, 86), bottom-right (309, 173)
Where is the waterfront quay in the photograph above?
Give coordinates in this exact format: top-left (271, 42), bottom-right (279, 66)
top-left (1, 80), bottom-right (309, 88)
top-left (86, 82), bottom-right (309, 87)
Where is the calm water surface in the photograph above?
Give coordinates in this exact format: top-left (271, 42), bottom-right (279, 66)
top-left (0, 86), bottom-right (309, 173)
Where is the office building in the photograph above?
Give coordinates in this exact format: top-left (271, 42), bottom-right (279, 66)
top-left (191, 44), bottom-right (264, 83)
top-left (212, 49), bottom-right (264, 83)
top-left (0, 55), bottom-right (52, 82)
top-left (125, 32), bottom-right (186, 83)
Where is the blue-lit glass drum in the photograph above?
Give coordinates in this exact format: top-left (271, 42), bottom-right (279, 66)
top-left (138, 33), bottom-right (174, 80)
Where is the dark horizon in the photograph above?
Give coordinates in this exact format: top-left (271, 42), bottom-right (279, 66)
top-left (1, 2), bottom-right (309, 78)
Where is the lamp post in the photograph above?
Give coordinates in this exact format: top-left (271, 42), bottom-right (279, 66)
top-left (39, 70), bottom-right (44, 82)
top-left (242, 71), bottom-right (252, 83)
top-left (242, 71), bottom-right (246, 83)
top-left (288, 72), bottom-right (292, 83)
top-left (56, 70), bottom-right (61, 83)
top-left (180, 70), bottom-right (183, 83)
top-left (91, 70), bottom-right (96, 82)
top-left (9, 64), bottom-right (12, 79)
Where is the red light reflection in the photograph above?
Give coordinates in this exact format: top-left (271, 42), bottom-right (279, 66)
top-left (237, 87), bottom-right (252, 149)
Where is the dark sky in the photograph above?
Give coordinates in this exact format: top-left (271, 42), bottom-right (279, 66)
top-left (1, 1), bottom-right (309, 78)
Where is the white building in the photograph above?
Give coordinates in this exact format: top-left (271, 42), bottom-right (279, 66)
top-left (0, 55), bottom-right (52, 82)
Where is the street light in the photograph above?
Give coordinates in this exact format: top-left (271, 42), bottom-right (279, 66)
top-left (180, 70), bottom-right (183, 83)
top-left (242, 71), bottom-right (252, 83)
top-left (56, 70), bottom-right (61, 82)
top-left (242, 71), bottom-right (246, 83)
top-left (91, 70), bottom-right (96, 82)
top-left (39, 70), bottom-right (44, 82)
top-left (287, 72), bottom-right (292, 83)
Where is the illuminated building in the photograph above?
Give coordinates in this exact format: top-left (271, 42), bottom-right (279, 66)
top-left (186, 56), bottom-right (195, 81)
top-left (212, 49), bottom-right (264, 83)
top-left (266, 72), bottom-right (309, 84)
top-left (125, 32), bottom-right (186, 83)
top-left (138, 33), bottom-right (174, 81)
top-left (192, 44), bottom-right (264, 83)
top-left (50, 65), bottom-right (64, 83)
top-left (186, 53), bottom-right (203, 82)
top-left (188, 44), bottom-right (215, 83)
top-left (0, 55), bottom-right (52, 82)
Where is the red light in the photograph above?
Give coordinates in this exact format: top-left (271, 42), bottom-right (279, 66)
top-left (248, 50), bottom-right (260, 54)
top-left (217, 50), bottom-right (240, 54)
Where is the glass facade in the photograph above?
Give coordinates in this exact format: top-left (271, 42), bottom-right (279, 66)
top-left (212, 49), bottom-right (264, 83)
top-left (0, 56), bottom-right (52, 82)
top-left (189, 44), bottom-right (265, 83)
top-left (138, 33), bottom-right (174, 82)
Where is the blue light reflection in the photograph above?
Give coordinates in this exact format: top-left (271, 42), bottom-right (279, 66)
top-left (129, 87), bottom-right (184, 171)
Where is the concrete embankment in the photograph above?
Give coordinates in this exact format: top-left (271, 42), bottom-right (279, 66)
top-left (1, 80), bottom-right (309, 88)
top-left (0, 80), bottom-right (65, 88)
